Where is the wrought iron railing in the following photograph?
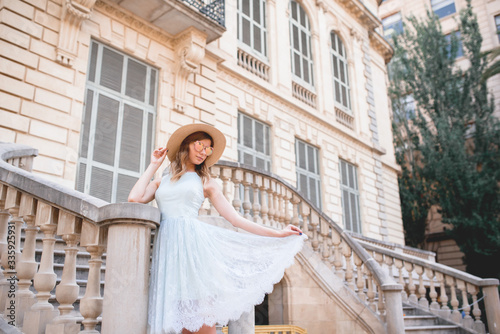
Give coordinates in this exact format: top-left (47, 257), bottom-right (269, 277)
top-left (180, 0), bottom-right (225, 27)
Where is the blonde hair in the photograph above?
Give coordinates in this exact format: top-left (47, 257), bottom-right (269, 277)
top-left (169, 131), bottom-right (212, 184)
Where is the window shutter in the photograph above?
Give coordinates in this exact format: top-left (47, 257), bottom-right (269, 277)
top-left (93, 95), bottom-right (119, 166)
top-left (119, 104), bottom-right (144, 172)
top-left (100, 48), bottom-right (124, 92)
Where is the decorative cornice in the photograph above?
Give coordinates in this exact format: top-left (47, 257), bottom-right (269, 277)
top-left (369, 30), bottom-right (393, 64)
top-left (334, 0), bottom-right (381, 31)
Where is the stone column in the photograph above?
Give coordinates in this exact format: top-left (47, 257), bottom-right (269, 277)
top-left (382, 284), bottom-right (405, 334)
top-left (482, 280), bottom-right (500, 334)
top-left (101, 211), bottom-right (157, 334)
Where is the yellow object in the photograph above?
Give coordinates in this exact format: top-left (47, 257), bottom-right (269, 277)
top-left (221, 324), bottom-right (308, 334)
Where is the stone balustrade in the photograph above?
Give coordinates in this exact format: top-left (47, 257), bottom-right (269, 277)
top-left (359, 240), bottom-right (500, 334)
top-left (0, 143), bottom-right (160, 334)
top-left (209, 161), bottom-right (405, 334)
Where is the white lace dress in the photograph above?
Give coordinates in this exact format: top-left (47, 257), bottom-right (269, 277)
top-left (147, 172), bottom-right (306, 333)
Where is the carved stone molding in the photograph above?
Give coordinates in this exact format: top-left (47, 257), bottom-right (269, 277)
top-left (369, 31), bottom-right (393, 64)
top-left (56, 0), bottom-right (97, 67)
top-left (173, 28), bottom-right (207, 113)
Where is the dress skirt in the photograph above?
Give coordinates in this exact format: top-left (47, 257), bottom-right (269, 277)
top-left (147, 216), bottom-right (306, 333)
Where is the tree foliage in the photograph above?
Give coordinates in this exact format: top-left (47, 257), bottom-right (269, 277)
top-left (390, 1), bottom-right (500, 279)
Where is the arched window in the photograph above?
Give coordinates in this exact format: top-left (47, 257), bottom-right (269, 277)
top-left (237, 0), bottom-right (267, 58)
top-left (289, 0), bottom-right (314, 87)
top-left (330, 32), bottom-right (351, 112)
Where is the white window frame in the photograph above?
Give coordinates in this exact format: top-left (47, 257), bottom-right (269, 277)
top-left (431, 0), bottom-right (456, 19)
top-left (77, 41), bottom-right (157, 203)
top-left (295, 139), bottom-right (321, 209)
top-left (289, 0), bottom-right (314, 89)
top-left (237, 0), bottom-right (268, 60)
top-left (339, 159), bottom-right (361, 234)
top-left (238, 113), bottom-right (272, 171)
top-left (495, 15), bottom-right (500, 43)
top-left (330, 32), bottom-right (351, 113)
top-left (382, 12), bottom-right (404, 41)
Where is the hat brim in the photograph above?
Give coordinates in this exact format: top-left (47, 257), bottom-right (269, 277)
top-left (166, 123), bottom-right (226, 167)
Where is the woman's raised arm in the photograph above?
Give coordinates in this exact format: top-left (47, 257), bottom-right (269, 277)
top-left (128, 147), bottom-right (168, 204)
top-left (204, 178), bottom-right (302, 237)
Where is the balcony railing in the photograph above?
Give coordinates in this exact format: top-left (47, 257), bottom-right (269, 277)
top-left (181, 0), bottom-right (225, 27)
top-left (292, 82), bottom-right (317, 108)
top-left (237, 48), bottom-right (270, 81)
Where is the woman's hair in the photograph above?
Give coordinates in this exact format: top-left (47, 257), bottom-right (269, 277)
top-left (169, 131), bottom-right (213, 183)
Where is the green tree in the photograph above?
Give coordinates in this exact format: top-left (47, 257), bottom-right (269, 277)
top-left (390, 1), bottom-right (500, 279)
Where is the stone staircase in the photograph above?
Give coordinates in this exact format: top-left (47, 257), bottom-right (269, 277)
top-left (404, 303), bottom-right (477, 334)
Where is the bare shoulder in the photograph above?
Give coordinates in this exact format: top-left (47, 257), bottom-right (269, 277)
top-left (203, 178), bottom-right (220, 198)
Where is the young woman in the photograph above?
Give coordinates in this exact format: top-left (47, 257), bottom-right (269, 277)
top-left (128, 123), bottom-right (306, 334)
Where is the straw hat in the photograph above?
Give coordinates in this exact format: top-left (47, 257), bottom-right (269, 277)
top-left (166, 123), bottom-right (226, 167)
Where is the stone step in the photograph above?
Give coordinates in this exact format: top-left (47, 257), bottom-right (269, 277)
top-left (405, 325), bottom-right (462, 334)
top-left (404, 315), bottom-right (442, 327)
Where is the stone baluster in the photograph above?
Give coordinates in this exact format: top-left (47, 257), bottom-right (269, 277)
top-left (252, 175), bottom-right (262, 224)
top-left (277, 186), bottom-right (285, 226)
top-left (426, 268), bottom-right (440, 313)
top-left (446, 276), bottom-right (461, 324)
top-left (405, 262), bottom-right (417, 304)
top-left (46, 211), bottom-right (82, 333)
top-left (0, 184), bottom-right (10, 313)
top-left (284, 189), bottom-right (292, 226)
top-left (415, 265), bottom-right (428, 309)
top-left (242, 172), bottom-right (253, 220)
top-left (457, 280), bottom-right (473, 329)
top-left (377, 283), bottom-right (386, 320)
top-left (353, 253), bottom-right (365, 301)
top-left (220, 167), bottom-right (232, 202)
top-left (16, 194), bottom-right (39, 327)
top-left (260, 178), bottom-right (270, 226)
top-left (3, 187), bottom-right (22, 322)
top-left (384, 255), bottom-right (394, 280)
top-left (373, 251), bottom-right (383, 267)
top-left (232, 169), bottom-right (243, 215)
top-left (23, 202), bottom-right (59, 334)
top-left (468, 284), bottom-right (485, 333)
top-left (309, 211), bottom-right (320, 252)
top-left (436, 272), bottom-right (450, 319)
top-left (394, 259), bottom-right (407, 301)
top-left (366, 268), bottom-right (376, 312)
top-left (273, 183), bottom-right (280, 228)
top-left (290, 194), bottom-right (300, 228)
top-left (79, 220), bottom-right (105, 334)
top-left (267, 180), bottom-right (275, 227)
top-left (342, 241), bottom-right (355, 291)
top-left (331, 231), bottom-right (343, 279)
top-left (299, 204), bottom-right (310, 238)
top-left (320, 220), bottom-right (330, 262)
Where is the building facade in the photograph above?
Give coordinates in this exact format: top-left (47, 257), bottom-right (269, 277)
top-left (0, 0), bottom-right (411, 332)
top-left (379, 0), bottom-right (500, 271)
top-left (0, 0), bottom-right (403, 244)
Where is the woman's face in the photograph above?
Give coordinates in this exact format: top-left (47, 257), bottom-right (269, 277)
top-left (187, 138), bottom-right (212, 167)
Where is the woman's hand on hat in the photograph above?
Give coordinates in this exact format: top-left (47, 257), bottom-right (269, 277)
top-left (151, 147), bottom-right (168, 166)
top-left (279, 224), bottom-right (304, 237)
